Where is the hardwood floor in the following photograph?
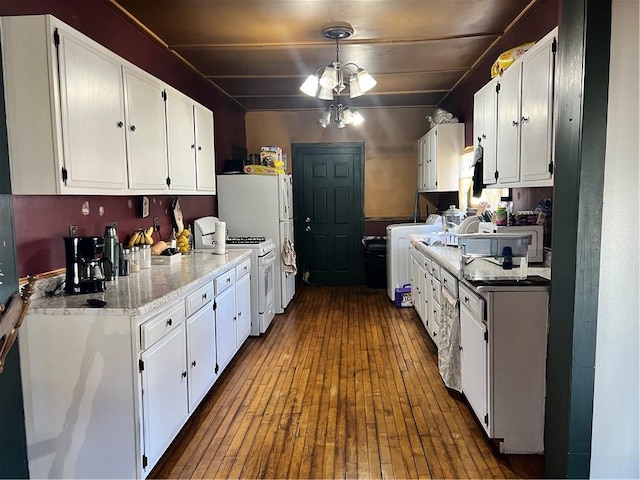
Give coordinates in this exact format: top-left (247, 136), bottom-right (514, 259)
top-left (150, 285), bottom-right (544, 479)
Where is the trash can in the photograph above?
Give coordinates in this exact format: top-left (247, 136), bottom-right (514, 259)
top-left (362, 236), bottom-right (387, 288)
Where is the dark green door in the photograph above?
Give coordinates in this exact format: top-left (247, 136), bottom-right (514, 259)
top-left (292, 143), bottom-right (364, 285)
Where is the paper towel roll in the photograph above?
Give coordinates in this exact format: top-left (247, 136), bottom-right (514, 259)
top-left (214, 222), bottom-right (226, 254)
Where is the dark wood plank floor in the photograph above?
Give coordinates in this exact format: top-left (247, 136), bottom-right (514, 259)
top-left (150, 285), bottom-right (544, 479)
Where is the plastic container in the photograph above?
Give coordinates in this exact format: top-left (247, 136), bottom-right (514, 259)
top-left (130, 246), bottom-right (140, 273)
top-left (139, 245), bottom-right (151, 269)
top-left (457, 233), bottom-right (532, 281)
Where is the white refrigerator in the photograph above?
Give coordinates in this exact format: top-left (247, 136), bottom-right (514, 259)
top-left (217, 173), bottom-right (295, 314)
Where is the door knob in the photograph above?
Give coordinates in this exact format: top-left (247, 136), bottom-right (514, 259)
top-left (305, 217), bottom-right (311, 223)
top-left (305, 226), bottom-right (311, 232)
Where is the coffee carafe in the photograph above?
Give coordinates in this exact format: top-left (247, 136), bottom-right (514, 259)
top-left (103, 225), bottom-right (119, 281)
top-left (64, 236), bottom-right (107, 294)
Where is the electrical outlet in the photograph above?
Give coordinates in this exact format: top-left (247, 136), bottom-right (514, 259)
top-left (153, 216), bottom-right (160, 232)
top-left (69, 225), bottom-right (78, 237)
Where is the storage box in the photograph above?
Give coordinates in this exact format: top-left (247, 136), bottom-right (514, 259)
top-left (151, 253), bottom-right (182, 265)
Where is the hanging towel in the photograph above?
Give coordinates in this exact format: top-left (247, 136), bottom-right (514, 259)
top-left (438, 287), bottom-right (462, 392)
top-left (472, 143), bottom-right (484, 198)
top-left (282, 238), bottom-right (297, 276)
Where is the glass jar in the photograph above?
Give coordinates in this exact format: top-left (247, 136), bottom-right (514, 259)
top-left (495, 207), bottom-right (508, 226)
top-left (130, 246), bottom-right (140, 273)
top-left (139, 244), bottom-right (151, 269)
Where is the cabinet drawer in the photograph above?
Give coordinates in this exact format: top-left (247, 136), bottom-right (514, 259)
top-left (235, 259), bottom-right (251, 280)
top-left (430, 262), bottom-right (441, 280)
top-left (422, 256), bottom-right (432, 272)
top-left (459, 283), bottom-right (484, 320)
top-left (441, 269), bottom-right (458, 297)
top-left (214, 268), bottom-right (236, 295)
top-left (140, 301), bottom-right (186, 350)
top-left (185, 282), bottom-right (214, 317)
top-left (431, 277), bottom-right (442, 305)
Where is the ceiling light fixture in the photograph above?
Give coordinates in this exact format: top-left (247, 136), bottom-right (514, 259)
top-left (300, 22), bottom-right (376, 127)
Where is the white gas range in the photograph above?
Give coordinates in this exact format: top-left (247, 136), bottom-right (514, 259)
top-left (193, 217), bottom-right (276, 336)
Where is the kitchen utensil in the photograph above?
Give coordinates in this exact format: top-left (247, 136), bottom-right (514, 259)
top-left (441, 205), bottom-right (466, 230)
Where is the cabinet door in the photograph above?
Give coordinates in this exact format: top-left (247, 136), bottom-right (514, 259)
top-left (520, 35), bottom-right (556, 183)
top-left (235, 273), bottom-right (252, 349)
top-left (194, 104), bottom-right (216, 192)
top-left (475, 79), bottom-right (499, 185)
top-left (165, 86), bottom-right (197, 191)
top-left (215, 285), bottom-right (237, 373)
top-left (496, 64), bottom-right (522, 184)
top-left (417, 136), bottom-right (429, 191)
top-left (57, 27), bottom-right (127, 191)
top-left (140, 324), bottom-right (188, 470)
top-left (186, 302), bottom-right (217, 411)
top-left (460, 304), bottom-right (488, 433)
top-left (124, 67), bottom-right (168, 191)
top-left (426, 129), bottom-right (437, 190)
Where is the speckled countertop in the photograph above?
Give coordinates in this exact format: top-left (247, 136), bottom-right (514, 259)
top-left (408, 234), bottom-right (551, 281)
top-left (27, 250), bottom-right (251, 318)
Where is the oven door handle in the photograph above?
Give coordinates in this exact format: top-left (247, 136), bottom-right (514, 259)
top-left (260, 250), bottom-right (277, 266)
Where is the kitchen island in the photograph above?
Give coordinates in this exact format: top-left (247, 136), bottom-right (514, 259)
top-left (19, 250), bottom-right (251, 479)
top-left (408, 235), bottom-right (550, 454)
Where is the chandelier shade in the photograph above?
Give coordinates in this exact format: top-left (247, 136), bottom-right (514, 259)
top-left (300, 23), bottom-right (376, 127)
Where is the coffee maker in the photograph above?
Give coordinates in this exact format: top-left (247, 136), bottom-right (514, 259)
top-left (64, 236), bottom-right (107, 294)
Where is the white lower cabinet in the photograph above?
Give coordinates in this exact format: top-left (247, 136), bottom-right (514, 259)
top-left (459, 285), bottom-right (489, 432)
top-left (235, 261), bottom-right (252, 349)
top-left (186, 301), bottom-right (217, 411)
top-left (140, 322), bottom-right (189, 470)
top-left (214, 268), bottom-right (237, 374)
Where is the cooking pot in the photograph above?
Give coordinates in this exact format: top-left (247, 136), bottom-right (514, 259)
top-left (441, 205), bottom-right (466, 230)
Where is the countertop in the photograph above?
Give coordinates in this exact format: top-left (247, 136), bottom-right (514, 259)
top-left (408, 234), bottom-right (551, 282)
top-left (27, 250), bottom-right (251, 317)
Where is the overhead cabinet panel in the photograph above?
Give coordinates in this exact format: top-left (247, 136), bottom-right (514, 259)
top-left (1, 14), bottom-right (216, 195)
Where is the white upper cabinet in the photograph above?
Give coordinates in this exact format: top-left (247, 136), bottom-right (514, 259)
top-left (474, 78), bottom-right (499, 185)
top-left (165, 85), bottom-right (197, 192)
top-left (1, 14), bottom-right (217, 195)
top-left (417, 123), bottom-right (464, 192)
top-left (194, 103), bottom-right (216, 193)
top-left (481, 27), bottom-right (558, 188)
top-left (124, 66), bottom-right (169, 192)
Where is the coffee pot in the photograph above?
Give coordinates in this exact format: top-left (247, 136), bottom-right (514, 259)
top-left (64, 236), bottom-right (108, 294)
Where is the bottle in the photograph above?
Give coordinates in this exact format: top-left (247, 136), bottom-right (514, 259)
top-left (103, 225), bottom-right (119, 280)
top-left (130, 246), bottom-right (140, 273)
top-left (170, 228), bottom-right (177, 249)
top-left (119, 246), bottom-right (130, 277)
top-left (495, 206), bottom-right (507, 226)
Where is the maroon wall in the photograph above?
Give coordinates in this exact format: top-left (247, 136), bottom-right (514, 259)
top-left (0, 0), bottom-right (246, 276)
top-left (441, 0), bottom-right (560, 146)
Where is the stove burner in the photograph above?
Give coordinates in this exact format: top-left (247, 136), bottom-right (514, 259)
top-left (226, 236), bottom-right (266, 245)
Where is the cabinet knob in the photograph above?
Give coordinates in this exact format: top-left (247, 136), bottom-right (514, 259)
top-left (130, 125), bottom-right (136, 132)
top-left (521, 116), bottom-right (530, 123)
top-left (305, 226), bottom-right (311, 232)
top-left (167, 318), bottom-right (173, 326)
top-left (198, 146), bottom-right (202, 151)
top-left (464, 296), bottom-right (469, 303)
top-left (191, 144), bottom-right (196, 149)
top-left (182, 371), bottom-right (187, 378)
top-left (238, 311), bottom-right (242, 317)
top-left (459, 345), bottom-right (463, 351)
top-left (192, 360), bottom-right (197, 367)
top-left (226, 278), bottom-right (231, 283)
top-left (512, 120), bottom-right (519, 127)
top-left (117, 121), bottom-right (124, 128)
top-left (202, 293), bottom-right (207, 300)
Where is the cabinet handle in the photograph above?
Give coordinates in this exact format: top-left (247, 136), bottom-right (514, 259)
top-left (464, 296), bottom-right (469, 303)
top-left (191, 144), bottom-right (196, 149)
top-left (117, 121), bottom-right (124, 128)
top-left (167, 318), bottom-right (173, 326)
top-left (482, 134), bottom-right (486, 139)
top-left (192, 360), bottom-right (197, 367)
top-left (459, 345), bottom-right (463, 351)
top-left (227, 278), bottom-right (231, 283)
top-left (512, 120), bottom-right (519, 126)
top-left (202, 293), bottom-right (207, 300)
top-left (130, 125), bottom-right (136, 132)
top-left (198, 146), bottom-right (202, 151)
top-left (521, 116), bottom-right (530, 123)
top-left (182, 371), bottom-right (187, 378)
top-left (238, 311), bottom-right (242, 317)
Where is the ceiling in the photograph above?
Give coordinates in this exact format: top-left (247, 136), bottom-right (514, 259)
top-left (110, 0), bottom-right (539, 114)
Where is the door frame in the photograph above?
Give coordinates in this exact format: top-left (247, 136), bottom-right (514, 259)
top-left (292, 142), bottom-right (365, 285)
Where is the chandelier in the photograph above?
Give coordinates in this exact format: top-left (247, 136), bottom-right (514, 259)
top-left (300, 23), bottom-right (377, 127)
